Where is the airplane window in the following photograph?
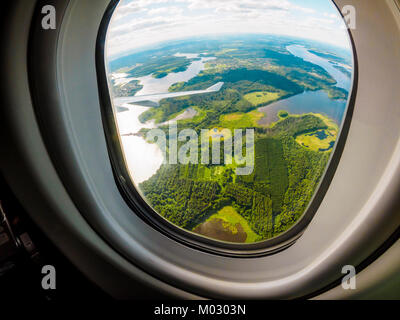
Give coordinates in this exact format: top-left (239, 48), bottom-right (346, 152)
top-left (102, 0), bottom-right (354, 246)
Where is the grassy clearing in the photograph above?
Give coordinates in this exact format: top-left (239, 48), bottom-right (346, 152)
top-left (220, 110), bottom-right (264, 129)
top-left (182, 107), bottom-right (207, 124)
top-left (224, 114), bottom-right (243, 121)
top-left (243, 91), bottom-right (281, 106)
top-left (296, 129), bottom-right (336, 152)
top-left (295, 113), bottom-right (338, 152)
top-left (200, 206), bottom-right (260, 243)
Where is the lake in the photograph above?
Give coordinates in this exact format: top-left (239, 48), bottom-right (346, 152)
top-left (258, 90), bottom-right (347, 126)
top-left (132, 54), bottom-right (215, 96)
top-left (115, 104), bottom-right (167, 184)
top-left (286, 45), bottom-right (351, 90)
top-left (258, 45), bottom-right (352, 126)
top-left (113, 53), bottom-right (213, 183)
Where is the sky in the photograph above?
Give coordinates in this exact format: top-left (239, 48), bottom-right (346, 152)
top-left (106, 0), bottom-right (351, 59)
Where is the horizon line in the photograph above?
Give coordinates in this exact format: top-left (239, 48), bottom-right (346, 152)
top-left (107, 32), bottom-right (351, 62)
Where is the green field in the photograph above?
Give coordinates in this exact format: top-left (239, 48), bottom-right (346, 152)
top-left (296, 129), bottom-right (336, 152)
top-left (220, 110), bottom-right (264, 129)
top-left (243, 91), bottom-right (282, 106)
top-left (295, 113), bottom-right (338, 152)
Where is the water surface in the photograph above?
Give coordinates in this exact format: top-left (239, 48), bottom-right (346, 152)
top-left (115, 104), bottom-right (162, 184)
top-left (287, 45), bottom-right (351, 90)
top-left (258, 45), bottom-right (352, 126)
top-left (258, 90), bottom-right (347, 126)
top-left (132, 56), bottom-right (215, 96)
top-left (113, 54), bottom-right (213, 183)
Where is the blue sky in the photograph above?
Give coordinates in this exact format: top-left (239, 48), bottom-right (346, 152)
top-left (107, 0), bottom-right (350, 58)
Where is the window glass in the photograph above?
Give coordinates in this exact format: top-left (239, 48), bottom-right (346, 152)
top-left (104, 0), bottom-right (354, 244)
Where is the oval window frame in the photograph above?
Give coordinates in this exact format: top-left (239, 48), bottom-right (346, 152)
top-left (96, 0), bottom-right (359, 257)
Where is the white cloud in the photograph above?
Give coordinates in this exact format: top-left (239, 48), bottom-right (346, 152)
top-left (186, 0), bottom-right (292, 12)
top-left (112, 2), bottom-right (148, 21)
top-left (323, 12), bottom-right (338, 18)
top-left (148, 6), bottom-right (184, 16)
top-left (106, 0), bottom-right (351, 58)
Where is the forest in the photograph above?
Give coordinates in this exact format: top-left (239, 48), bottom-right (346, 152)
top-left (140, 112), bottom-right (336, 240)
top-left (111, 35), bottom-right (349, 243)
